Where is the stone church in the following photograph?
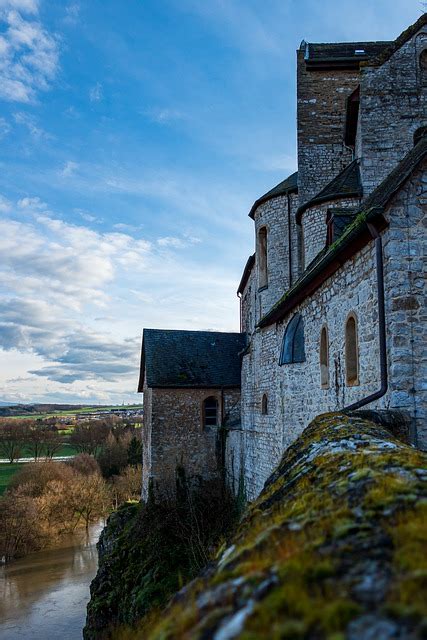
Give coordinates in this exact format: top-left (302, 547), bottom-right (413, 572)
top-left (139, 15), bottom-right (427, 501)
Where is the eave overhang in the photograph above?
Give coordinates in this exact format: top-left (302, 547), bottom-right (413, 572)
top-left (258, 207), bottom-right (388, 328)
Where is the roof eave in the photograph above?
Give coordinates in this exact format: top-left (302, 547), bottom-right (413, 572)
top-left (296, 190), bottom-right (362, 224)
top-left (258, 208), bottom-right (388, 328)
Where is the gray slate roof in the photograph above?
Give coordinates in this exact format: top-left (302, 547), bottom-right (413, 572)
top-left (297, 160), bottom-right (362, 223)
top-left (139, 329), bottom-right (246, 390)
top-left (249, 171), bottom-right (298, 219)
top-left (305, 41), bottom-right (392, 61)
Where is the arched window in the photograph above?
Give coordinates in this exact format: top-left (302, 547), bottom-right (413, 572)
top-left (258, 227), bottom-right (268, 289)
top-left (345, 314), bottom-right (359, 386)
top-left (414, 126), bottom-right (427, 146)
top-left (320, 326), bottom-right (329, 388)
top-left (279, 313), bottom-right (306, 365)
top-left (261, 394), bottom-right (268, 415)
top-left (203, 396), bottom-right (218, 427)
top-left (420, 50), bottom-right (427, 86)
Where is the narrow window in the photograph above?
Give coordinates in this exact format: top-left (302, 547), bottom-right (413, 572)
top-left (420, 49), bottom-right (427, 85)
top-left (203, 396), bottom-right (218, 427)
top-left (258, 227), bottom-right (268, 289)
top-left (320, 326), bottom-right (329, 388)
top-left (414, 126), bottom-right (427, 146)
top-left (279, 313), bottom-right (306, 365)
top-left (261, 394), bottom-right (268, 415)
top-left (345, 315), bottom-right (359, 386)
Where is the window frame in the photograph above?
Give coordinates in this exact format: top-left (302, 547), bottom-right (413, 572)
top-left (202, 396), bottom-right (219, 428)
top-left (345, 313), bottom-right (359, 386)
top-left (257, 226), bottom-right (268, 291)
top-left (320, 325), bottom-right (329, 389)
top-left (279, 313), bottom-right (306, 365)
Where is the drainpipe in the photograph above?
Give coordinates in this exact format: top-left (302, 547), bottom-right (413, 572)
top-left (287, 192), bottom-right (293, 286)
top-left (343, 221), bottom-right (388, 411)
top-left (238, 292), bottom-right (242, 333)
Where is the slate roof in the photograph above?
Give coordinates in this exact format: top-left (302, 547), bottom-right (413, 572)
top-left (237, 253), bottom-right (255, 295)
top-left (138, 329), bottom-right (246, 390)
top-left (297, 160), bottom-right (362, 223)
top-left (249, 171), bottom-right (298, 219)
top-left (259, 136), bottom-right (427, 328)
top-left (302, 41), bottom-right (392, 70)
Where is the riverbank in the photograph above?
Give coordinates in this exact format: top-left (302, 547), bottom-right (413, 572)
top-left (0, 520), bottom-right (103, 640)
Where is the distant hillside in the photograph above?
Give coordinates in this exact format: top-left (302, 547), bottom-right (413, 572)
top-left (0, 403), bottom-right (107, 417)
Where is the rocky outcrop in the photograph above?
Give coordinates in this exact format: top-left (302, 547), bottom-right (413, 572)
top-left (135, 412), bottom-right (427, 639)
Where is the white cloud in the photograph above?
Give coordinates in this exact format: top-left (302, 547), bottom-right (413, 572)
top-left (14, 111), bottom-right (49, 139)
top-left (0, 116), bottom-right (11, 138)
top-left (0, 194), bottom-right (12, 212)
top-left (17, 195), bottom-right (46, 209)
top-left (64, 3), bottom-right (80, 25)
top-left (89, 81), bottom-right (103, 102)
top-left (0, 3), bottom-right (59, 103)
top-left (145, 107), bottom-right (185, 124)
top-left (157, 235), bottom-right (201, 249)
top-left (60, 160), bottom-right (79, 177)
top-left (77, 209), bottom-right (103, 224)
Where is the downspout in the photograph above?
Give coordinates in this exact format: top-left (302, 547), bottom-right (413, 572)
top-left (287, 192), bottom-right (293, 286)
top-left (238, 292), bottom-right (242, 333)
top-left (343, 221), bottom-right (388, 411)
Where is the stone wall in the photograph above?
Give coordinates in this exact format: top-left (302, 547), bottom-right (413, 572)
top-left (382, 160), bottom-right (427, 446)
top-left (301, 197), bottom-right (361, 268)
top-left (358, 27), bottom-right (427, 195)
top-left (297, 50), bottom-right (359, 206)
top-left (142, 386), bottom-right (241, 499)
top-left (251, 192), bottom-right (300, 320)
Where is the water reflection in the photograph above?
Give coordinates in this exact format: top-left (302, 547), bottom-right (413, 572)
top-left (0, 521), bottom-right (103, 640)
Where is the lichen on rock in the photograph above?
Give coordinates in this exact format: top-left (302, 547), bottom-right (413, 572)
top-left (118, 412), bottom-right (427, 639)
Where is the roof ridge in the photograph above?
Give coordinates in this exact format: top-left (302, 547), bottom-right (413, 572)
top-left (249, 171), bottom-right (298, 219)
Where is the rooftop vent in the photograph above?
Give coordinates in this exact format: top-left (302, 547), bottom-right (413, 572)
top-left (354, 49), bottom-right (365, 55)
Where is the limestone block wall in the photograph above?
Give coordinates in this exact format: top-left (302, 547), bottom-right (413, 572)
top-left (297, 50), bottom-right (359, 206)
top-left (253, 193), bottom-right (299, 319)
top-left (301, 197), bottom-right (361, 268)
top-left (141, 379), bottom-right (152, 501)
top-left (143, 387), bottom-right (241, 499)
top-left (382, 161), bottom-right (427, 447)
top-left (235, 242), bottom-right (382, 500)
top-left (358, 28), bottom-right (427, 195)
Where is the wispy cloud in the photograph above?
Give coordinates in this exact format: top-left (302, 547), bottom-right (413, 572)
top-left (60, 160), bottom-right (79, 177)
top-left (14, 111), bottom-right (49, 139)
top-left (0, 1), bottom-right (59, 102)
top-left (63, 3), bottom-right (79, 26)
top-left (89, 81), bottom-right (103, 102)
top-left (144, 107), bottom-right (185, 124)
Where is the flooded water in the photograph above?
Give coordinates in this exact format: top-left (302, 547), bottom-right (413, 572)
top-left (0, 521), bottom-right (103, 640)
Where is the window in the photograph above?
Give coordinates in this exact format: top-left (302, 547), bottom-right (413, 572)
top-left (420, 50), bottom-right (427, 86)
top-left (345, 314), bottom-right (359, 386)
top-left (261, 394), bottom-right (268, 415)
top-left (414, 126), bottom-right (427, 146)
top-left (203, 396), bottom-right (218, 427)
top-left (258, 227), bottom-right (268, 289)
top-left (279, 313), bottom-right (306, 365)
top-left (320, 326), bottom-right (329, 388)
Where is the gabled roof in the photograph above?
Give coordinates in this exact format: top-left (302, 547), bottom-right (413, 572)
top-left (138, 329), bottom-right (246, 391)
top-left (249, 171), bottom-right (298, 219)
top-left (297, 160), bottom-right (362, 223)
top-left (362, 13), bottom-right (427, 68)
top-left (259, 137), bottom-right (427, 328)
top-left (301, 40), bottom-right (392, 70)
top-left (237, 253), bottom-right (255, 295)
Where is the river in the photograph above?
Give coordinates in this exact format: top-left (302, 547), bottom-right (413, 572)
top-left (0, 521), bottom-right (103, 640)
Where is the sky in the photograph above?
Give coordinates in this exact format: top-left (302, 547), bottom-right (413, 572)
top-left (0, 0), bottom-right (422, 405)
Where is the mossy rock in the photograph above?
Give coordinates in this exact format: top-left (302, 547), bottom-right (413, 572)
top-left (115, 412), bottom-right (427, 639)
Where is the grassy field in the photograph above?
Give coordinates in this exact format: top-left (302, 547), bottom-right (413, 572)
top-left (0, 463), bottom-right (21, 495)
top-left (9, 404), bottom-right (144, 420)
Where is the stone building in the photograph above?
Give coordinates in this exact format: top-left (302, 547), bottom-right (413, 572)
top-left (138, 329), bottom-right (245, 499)
top-left (139, 15), bottom-right (427, 501)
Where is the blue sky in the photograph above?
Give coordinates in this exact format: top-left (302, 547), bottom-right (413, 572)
top-left (0, 0), bottom-right (421, 404)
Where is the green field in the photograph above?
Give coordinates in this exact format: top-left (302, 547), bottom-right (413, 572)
top-left (9, 404), bottom-right (144, 420)
top-left (0, 463), bottom-right (21, 495)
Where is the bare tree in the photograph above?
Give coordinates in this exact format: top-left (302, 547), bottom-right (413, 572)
top-left (69, 421), bottom-right (109, 456)
top-left (0, 419), bottom-right (29, 463)
top-left (111, 464), bottom-right (142, 507)
top-left (67, 473), bottom-right (111, 531)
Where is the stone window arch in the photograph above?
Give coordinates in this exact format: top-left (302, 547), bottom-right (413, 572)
top-left (414, 126), bottom-right (427, 146)
top-left (419, 49), bottom-right (427, 86)
top-left (203, 396), bottom-right (218, 427)
top-left (258, 226), bottom-right (268, 289)
top-left (279, 313), bottom-right (306, 365)
top-left (320, 325), bottom-right (329, 388)
top-left (261, 393), bottom-right (268, 415)
top-left (345, 313), bottom-right (359, 386)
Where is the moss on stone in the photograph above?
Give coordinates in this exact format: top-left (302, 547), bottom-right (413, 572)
top-left (112, 412), bottom-right (427, 639)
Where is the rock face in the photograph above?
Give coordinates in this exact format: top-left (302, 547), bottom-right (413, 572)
top-left (139, 413), bottom-right (427, 639)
